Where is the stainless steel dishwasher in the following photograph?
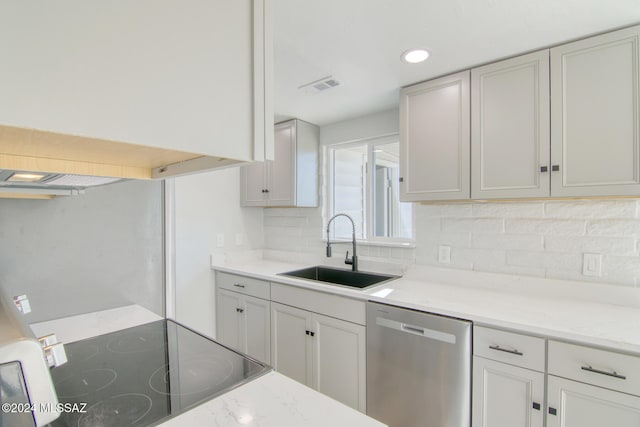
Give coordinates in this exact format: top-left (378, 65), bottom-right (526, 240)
top-left (366, 301), bottom-right (471, 427)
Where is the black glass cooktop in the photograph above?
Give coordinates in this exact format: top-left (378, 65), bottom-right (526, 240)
top-left (49, 320), bottom-right (270, 427)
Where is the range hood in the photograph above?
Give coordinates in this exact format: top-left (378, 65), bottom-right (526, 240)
top-left (0, 124), bottom-right (244, 199)
top-left (0, 170), bottom-right (124, 199)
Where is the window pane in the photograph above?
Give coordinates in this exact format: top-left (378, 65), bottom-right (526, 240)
top-left (332, 145), bottom-right (366, 239)
top-left (373, 142), bottom-right (412, 239)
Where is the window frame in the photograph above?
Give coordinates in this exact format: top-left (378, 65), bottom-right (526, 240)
top-left (324, 133), bottom-right (415, 246)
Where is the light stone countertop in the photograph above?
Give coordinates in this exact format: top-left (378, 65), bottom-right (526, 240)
top-left (30, 305), bottom-right (384, 427)
top-left (212, 258), bottom-right (640, 355)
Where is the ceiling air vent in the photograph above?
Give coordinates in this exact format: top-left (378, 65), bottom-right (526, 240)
top-left (298, 76), bottom-right (341, 95)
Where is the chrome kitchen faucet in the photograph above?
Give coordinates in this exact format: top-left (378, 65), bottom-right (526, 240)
top-left (326, 213), bottom-right (358, 272)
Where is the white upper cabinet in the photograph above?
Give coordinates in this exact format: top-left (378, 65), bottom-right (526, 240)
top-left (471, 50), bottom-right (550, 199)
top-left (241, 119), bottom-right (319, 207)
top-left (0, 0), bottom-right (273, 179)
top-left (550, 25), bottom-right (640, 197)
top-left (400, 70), bottom-right (471, 201)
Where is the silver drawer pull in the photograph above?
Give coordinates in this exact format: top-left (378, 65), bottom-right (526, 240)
top-left (234, 283), bottom-right (246, 288)
top-left (489, 345), bottom-right (523, 356)
top-left (581, 365), bottom-right (626, 380)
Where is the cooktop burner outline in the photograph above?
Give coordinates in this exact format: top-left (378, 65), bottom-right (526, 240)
top-left (50, 319), bottom-right (271, 426)
top-left (148, 356), bottom-right (235, 396)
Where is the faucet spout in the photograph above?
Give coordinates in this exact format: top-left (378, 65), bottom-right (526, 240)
top-left (326, 213), bottom-right (358, 272)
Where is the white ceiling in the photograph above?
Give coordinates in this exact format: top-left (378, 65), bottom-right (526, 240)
top-left (273, 0), bottom-right (640, 126)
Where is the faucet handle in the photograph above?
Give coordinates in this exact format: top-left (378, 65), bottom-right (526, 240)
top-left (345, 251), bottom-right (353, 265)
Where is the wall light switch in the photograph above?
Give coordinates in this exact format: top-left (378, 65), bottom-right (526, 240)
top-left (582, 253), bottom-right (602, 277)
top-left (438, 246), bottom-right (451, 264)
top-left (216, 233), bottom-right (225, 248)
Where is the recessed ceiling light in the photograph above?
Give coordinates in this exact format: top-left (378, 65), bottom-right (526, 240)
top-left (402, 49), bottom-right (430, 64)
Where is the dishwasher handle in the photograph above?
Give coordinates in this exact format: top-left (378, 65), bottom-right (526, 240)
top-left (376, 317), bottom-right (457, 344)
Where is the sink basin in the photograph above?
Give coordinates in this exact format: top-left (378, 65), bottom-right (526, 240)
top-left (278, 266), bottom-right (399, 289)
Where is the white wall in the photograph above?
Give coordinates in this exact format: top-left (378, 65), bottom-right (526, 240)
top-left (263, 108), bottom-right (640, 287)
top-left (0, 180), bottom-right (164, 323)
top-left (173, 167), bottom-right (263, 337)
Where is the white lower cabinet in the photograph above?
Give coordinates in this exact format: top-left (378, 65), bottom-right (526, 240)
top-left (271, 301), bottom-right (366, 412)
top-left (473, 357), bottom-right (545, 427)
top-left (472, 326), bottom-right (546, 427)
top-left (270, 302), bottom-right (312, 385)
top-left (217, 288), bottom-right (271, 364)
top-left (215, 272), bottom-right (271, 364)
top-left (546, 340), bottom-right (640, 427)
top-left (546, 376), bottom-right (640, 427)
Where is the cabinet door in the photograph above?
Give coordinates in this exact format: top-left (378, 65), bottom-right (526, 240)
top-left (240, 161), bottom-right (268, 206)
top-left (550, 25), bottom-right (640, 197)
top-left (547, 375), bottom-right (640, 427)
top-left (266, 121), bottom-right (296, 206)
top-left (216, 289), bottom-right (243, 351)
top-left (270, 302), bottom-right (313, 386)
top-left (400, 70), bottom-right (471, 201)
top-left (243, 294), bottom-right (271, 364)
top-left (473, 356), bottom-right (544, 427)
top-left (312, 314), bottom-right (366, 412)
top-left (472, 50), bottom-right (550, 199)
top-left (0, 1), bottom-right (270, 162)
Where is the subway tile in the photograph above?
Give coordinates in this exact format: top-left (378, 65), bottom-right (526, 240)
top-left (438, 232), bottom-right (472, 248)
top-left (453, 248), bottom-right (506, 269)
top-left (416, 203), bottom-right (473, 218)
top-left (472, 234), bottom-right (543, 251)
top-left (472, 202), bottom-right (544, 218)
top-left (544, 200), bottom-right (638, 219)
top-left (264, 225), bottom-right (301, 238)
top-left (442, 218), bottom-right (504, 233)
top-left (505, 219), bottom-right (586, 236)
top-left (264, 215), bottom-right (308, 228)
top-left (587, 219), bottom-right (640, 237)
top-left (506, 250), bottom-right (582, 271)
top-left (544, 236), bottom-right (637, 256)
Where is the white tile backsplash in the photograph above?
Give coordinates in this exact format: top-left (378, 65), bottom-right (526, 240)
top-left (263, 199), bottom-right (640, 287)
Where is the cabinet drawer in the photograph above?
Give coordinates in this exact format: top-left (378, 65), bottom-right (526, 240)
top-left (548, 340), bottom-right (640, 396)
top-left (474, 326), bottom-right (545, 371)
top-left (270, 282), bottom-right (365, 325)
top-left (216, 271), bottom-right (270, 300)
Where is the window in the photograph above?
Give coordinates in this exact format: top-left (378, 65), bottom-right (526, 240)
top-left (327, 135), bottom-right (413, 242)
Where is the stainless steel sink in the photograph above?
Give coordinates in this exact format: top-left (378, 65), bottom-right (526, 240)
top-left (278, 266), bottom-right (399, 289)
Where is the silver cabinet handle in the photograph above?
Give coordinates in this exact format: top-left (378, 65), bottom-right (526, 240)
top-left (234, 283), bottom-right (246, 288)
top-left (489, 345), bottom-right (523, 356)
top-left (581, 365), bottom-right (626, 380)
top-left (403, 325), bottom-right (424, 335)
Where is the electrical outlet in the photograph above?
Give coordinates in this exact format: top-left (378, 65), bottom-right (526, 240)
top-left (438, 246), bottom-right (451, 264)
top-left (216, 233), bottom-right (225, 248)
top-left (582, 253), bottom-right (602, 277)
top-left (235, 233), bottom-right (244, 246)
